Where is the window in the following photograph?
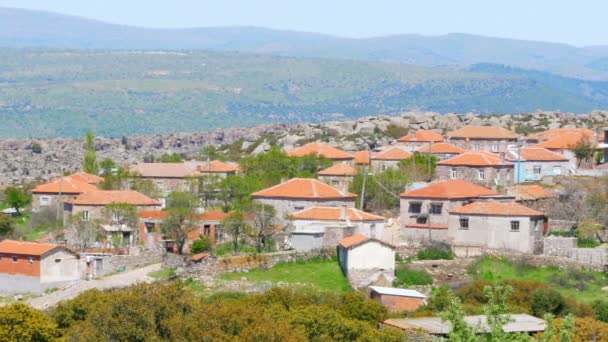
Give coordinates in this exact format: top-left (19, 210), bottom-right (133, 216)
top-left (381, 164), bottom-right (387, 172)
top-left (416, 216), bottom-right (427, 224)
top-left (478, 169), bottom-right (485, 180)
top-left (533, 166), bottom-right (542, 175)
top-left (294, 206), bottom-right (304, 211)
top-left (459, 218), bottom-right (469, 229)
top-left (553, 166), bottom-right (561, 175)
top-left (145, 222), bottom-right (155, 234)
top-left (430, 203), bottom-right (443, 215)
top-left (40, 196), bottom-right (51, 206)
top-left (215, 225), bottom-right (224, 242)
top-left (510, 221), bottom-right (520, 232)
top-left (55, 259), bottom-right (62, 263)
top-left (331, 180), bottom-right (340, 186)
top-left (409, 202), bottom-right (422, 214)
top-left (112, 212), bottom-right (121, 222)
top-left (474, 143), bottom-right (481, 151)
top-left (492, 144), bottom-right (499, 152)
top-left (81, 211), bottom-right (90, 221)
top-left (28, 257), bottom-right (34, 264)
top-left (204, 224), bottom-right (211, 236)
top-left (450, 168), bottom-right (457, 179)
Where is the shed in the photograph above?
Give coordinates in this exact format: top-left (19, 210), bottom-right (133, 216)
top-left (337, 234), bottom-right (395, 288)
top-left (369, 286), bottom-right (426, 312)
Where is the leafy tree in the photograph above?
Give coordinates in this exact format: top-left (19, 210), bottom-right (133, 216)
top-left (130, 176), bottom-right (161, 199)
top-left (157, 153), bottom-right (183, 163)
top-left (193, 175), bottom-right (222, 208)
top-left (67, 215), bottom-right (102, 250)
top-left (102, 203), bottom-right (138, 247)
top-left (218, 175), bottom-right (262, 211)
top-left (399, 152), bottom-right (439, 182)
top-left (4, 186), bottom-right (32, 215)
top-left (161, 192), bottom-right (198, 254)
top-left (532, 288), bottom-right (567, 317)
top-left (0, 303), bottom-right (60, 342)
top-left (199, 145), bottom-right (225, 161)
top-left (384, 124), bottom-right (409, 139)
top-left (571, 137), bottom-right (596, 167)
top-left (222, 211), bottom-right (251, 255)
top-left (247, 201), bottom-right (278, 252)
top-left (349, 168), bottom-right (409, 211)
top-left (593, 300), bottom-right (608, 323)
top-left (190, 237), bottom-right (213, 254)
top-left (0, 214), bottom-right (14, 239)
top-left (83, 131), bottom-right (98, 175)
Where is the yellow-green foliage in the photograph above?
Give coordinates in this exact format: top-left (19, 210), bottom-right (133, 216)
top-left (0, 303), bottom-right (60, 342)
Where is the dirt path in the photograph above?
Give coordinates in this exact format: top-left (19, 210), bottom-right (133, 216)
top-left (27, 263), bottom-right (161, 310)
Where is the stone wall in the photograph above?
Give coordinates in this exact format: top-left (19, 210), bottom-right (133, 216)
top-left (542, 236), bottom-right (608, 269)
top-left (110, 248), bottom-right (164, 271)
top-left (436, 165), bottom-right (513, 188)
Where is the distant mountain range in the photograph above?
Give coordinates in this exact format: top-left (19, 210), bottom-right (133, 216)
top-left (1, 7), bottom-right (608, 80)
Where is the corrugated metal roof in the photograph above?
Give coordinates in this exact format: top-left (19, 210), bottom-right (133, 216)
top-left (369, 286), bottom-right (426, 298)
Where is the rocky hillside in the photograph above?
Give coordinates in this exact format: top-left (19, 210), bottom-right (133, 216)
top-left (2, 111), bottom-right (608, 186)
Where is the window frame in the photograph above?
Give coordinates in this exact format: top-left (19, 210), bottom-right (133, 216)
top-left (510, 220), bottom-right (520, 232)
top-left (408, 202), bottom-right (422, 214)
top-left (533, 165), bottom-right (542, 175)
top-left (82, 210), bottom-right (90, 222)
top-left (450, 168), bottom-right (457, 179)
top-left (478, 169), bottom-right (485, 180)
top-left (429, 203), bottom-right (443, 215)
top-left (459, 217), bottom-right (469, 230)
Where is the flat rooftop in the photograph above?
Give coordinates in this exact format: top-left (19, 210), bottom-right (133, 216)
top-left (384, 314), bottom-right (546, 335)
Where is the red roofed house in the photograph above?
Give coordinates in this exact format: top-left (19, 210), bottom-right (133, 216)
top-left (252, 178), bottom-right (357, 222)
top-left (0, 240), bottom-right (80, 293)
top-left (139, 209), bottom-right (229, 252)
top-left (528, 128), bottom-right (597, 170)
top-left (371, 147), bottom-right (413, 172)
top-left (416, 142), bottom-right (465, 160)
top-left (436, 151), bottom-right (514, 188)
top-left (318, 163), bottom-right (358, 192)
top-left (288, 206), bottom-right (385, 251)
top-left (32, 175), bottom-right (99, 213)
top-left (447, 126), bottom-right (519, 153)
top-left (399, 180), bottom-right (507, 243)
top-left (337, 234), bottom-right (395, 289)
top-left (506, 146), bottom-right (570, 182)
top-left (67, 171), bottom-right (104, 186)
top-left (354, 150), bottom-right (371, 166)
top-left (397, 130), bottom-right (444, 152)
top-left (287, 142), bottom-right (355, 164)
top-left (192, 160), bottom-right (239, 178)
top-left (130, 163), bottom-right (197, 197)
top-left (448, 202), bottom-right (546, 255)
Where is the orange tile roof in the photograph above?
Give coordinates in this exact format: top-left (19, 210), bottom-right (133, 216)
top-left (291, 207), bottom-right (385, 222)
top-left (507, 147), bottom-right (568, 161)
top-left (287, 142), bottom-right (354, 160)
top-left (252, 178), bottom-right (357, 199)
top-left (130, 163), bottom-right (196, 178)
top-left (417, 142), bottom-right (465, 154)
top-left (447, 126), bottom-right (519, 139)
top-left (354, 150), bottom-right (371, 165)
top-left (400, 179), bottom-right (497, 199)
top-left (531, 134), bottom-right (594, 150)
top-left (530, 128), bottom-right (594, 141)
top-left (197, 160), bottom-right (239, 173)
top-left (372, 147), bottom-right (413, 161)
top-left (508, 185), bottom-right (554, 201)
top-left (318, 163), bottom-right (358, 176)
top-left (69, 190), bottom-right (161, 206)
top-left (398, 130), bottom-right (444, 143)
top-left (338, 234), bottom-right (370, 248)
top-left (450, 202), bottom-right (544, 216)
top-left (0, 240), bottom-right (75, 257)
top-left (437, 151), bottom-right (513, 166)
top-left (67, 172), bottom-right (104, 184)
top-left (139, 210), bottom-right (228, 222)
top-left (32, 177), bottom-right (98, 194)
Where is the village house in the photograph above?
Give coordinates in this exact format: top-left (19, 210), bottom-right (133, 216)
top-left (507, 184), bottom-right (554, 203)
top-left (287, 142), bottom-right (355, 164)
top-left (288, 206), bottom-right (385, 251)
top-left (317, 163), bottom-right (358, 192)
top-left (399, 179), bottom-right (501, 243)
top-left (416, 142), bottom-right (464, 160)
top-left (64, 190), bottom-right (162, 247)
top-left (32, 174), bottom-right (99, 213)
top-left (353, 150), bottom-right (371, 166)
top-left (436, 151), bottom-right (514, 188)
top-left (66, 171), bottom-right (105, 186)
top-left (129, 162), bottom-right (197, 197)
top-left (370, 146), bottom-right (413, 172)
top-left (252, 178), bottom-right (357, 222)
top-left (0, 240), bottom-right (80, 294)
top-left (448, 201), bottom-right (546, 255)
top-left (506, 146), bottom-right (570, 182)
top-left (139, 209), bottom-right (229, 252)
top-left (190, 160), bottom-right (239, 178)
top-left (528, 128), bottom-right (596, 170)
top-left (369, 286), bottom-right (426, 313)
top-left (337, 234), bottom-right (395, 289)
top-left (397, 129), bottom-right (444, 152)
top-left (446, 126), bottom-right (519, 152)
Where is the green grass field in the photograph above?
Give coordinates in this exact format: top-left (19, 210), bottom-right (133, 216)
top-left (471, 256), bottom-right (608, 303)
top-left (220, 258), bottom-right (351, 292)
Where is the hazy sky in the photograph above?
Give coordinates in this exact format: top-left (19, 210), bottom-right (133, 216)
top-left (1, 0), bottom-right (606, 46)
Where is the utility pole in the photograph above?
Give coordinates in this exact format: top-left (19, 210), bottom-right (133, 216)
top-left (360, 166), bottom-right (368, 211)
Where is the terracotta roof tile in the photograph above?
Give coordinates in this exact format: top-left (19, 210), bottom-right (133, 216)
top-left (291, 207), bottom-right (385, 222)
top-left (372, 147), bottom-right (413, 161)
top-left (318, 163), bottom-right (358, 176)
top-left (252, 178), bottom-right (357, 199)
top-left (139, 210), bottom-right (229, 222)
top-left (130, 163), bottom-right (196, 178)
top-left (530, 128), bottom-right (594, 141)
top-left (398, 130), bottom-right (444, 143)
top-left (417, 142), bottom-right (465, 154)
top-left (450, 201), bottom-right (544, 216)
top-left (354, 150), bottom-right (371, 165)
top-left (532, 134), bottom-right (595, 150)
top-left (508, 185), bottom-right (554, 201)
top-left (0, 240), bottom-right (75, 256)
top-left (438, 151), bottom-right (513, 166)
top-left (400, 179), bottom-right (497, 199)
top-left (197, 160), bottom-right (239, 173)
top-left (32, 177), bottom-right (98, 194)
top-left (447, 126), bottom-right (519, 139)
top-left (338, 234), bottom-right (370, 248)
top-left (287, 142), bottom-right (354, 160)
top-left (507, 147), bottom-right (568, 161)
top-left (69, 190), bottom-right (161, 206)
top-left (67, 172), bottom-right (104, 184)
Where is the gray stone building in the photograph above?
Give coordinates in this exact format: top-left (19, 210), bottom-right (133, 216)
top-left (370, 146), bottom-right (413, 172)
top-left (129, 162), bottom-right (197, 197)
top-left (317, 163), bottom-right (358, 193)
top-left (446, 126), bottom-right (519, 153)
top-left (416, 142), bottom-right (464, 160)
top-left (436, 151), bottom-right (514, 188)
top-left (397, 130), bottom-right (444, 152)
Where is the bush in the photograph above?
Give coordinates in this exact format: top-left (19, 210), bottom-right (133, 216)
top-left (416, 247), bottom-right (454, 260)
top-left (593, 300), bottom-right (608, 322)
top-left (531, 288), bottom-right (566, 316)
top-left (393, 267), bottom-right (433, 287)
top-left (190, 237), bottom-right (212, 254)
top-left (577, 236), bottom-right (601, 248)
top-left (31, 143), bottom-right (42, 154)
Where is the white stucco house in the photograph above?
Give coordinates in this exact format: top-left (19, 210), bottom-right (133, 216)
top-left (337, 234), bottom-right (395, 289)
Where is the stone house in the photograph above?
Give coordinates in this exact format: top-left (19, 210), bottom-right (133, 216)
top-left (448, 202), bottom-right (546, 255)
top-left (506, 146), bottom-right (569, 182)
top-left (446, 126), bottom-right (519, 152)
top-left (139, 209), bottom-right (229, 252)
top-left (436, 151), bottom-right (514, 188)
top-left (0, 240), bottom-right (80, 294)
top-left (252, 178), bottom-right (357, 222)
top-left (288, 206), bottom-right (385, 251)
top-left (399, 179), bottom-right (500, 243)
top-left (287, 142), bottom-right (355, 165)
top-left (318, 163), bottom-right (358, 193)
top-left (528, 129), bottom-right (596, 170)
top-left (32, 176), bottom-right (98, 213)
top-left (129, 163), bottom-right (197, 197)
top-left (416, 142), bottom-right (464, 160)
top-left (369, 286), bottom-right (426, 313)
top-left (190, 160), bottom-right (239, 178)
top-left (66, 171), bottom-right (104, 186)
top-left (337, 234), bottom-right (395, 289)
top-left (397, 130), bottom-right (444, 152)
top-left (370, 147), bottom-right (413, 172)
top-left (64, 190), bottom-right (161, 247)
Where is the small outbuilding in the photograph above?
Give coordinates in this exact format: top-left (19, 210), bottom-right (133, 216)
top-left (369, 286), bottom-right (426, 312)
top-left (337, 234), bottom-right (395, 289)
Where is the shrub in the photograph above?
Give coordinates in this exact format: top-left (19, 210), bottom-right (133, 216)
top-left (31, 143), bottom-right (42, 154)
top-left (393, 267), bottom-right (433, 287)
top-left (577, 236), bottom-right (601, 248)
top-left (593, 300), bottom-right (608, 323)
top-left (190, 237), bottom-right (212, 254)
top-left (425, 286), bottom-right (452, 312)
top-left (385, 124), bottom-right (409, 139)
top-left (531, 288), bottom-right (566, 316)
top-left (416, 247), bottom-right (454, 260)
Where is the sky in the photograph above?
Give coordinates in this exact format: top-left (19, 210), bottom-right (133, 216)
top-left (0, 0), bottom-right (606, 46)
